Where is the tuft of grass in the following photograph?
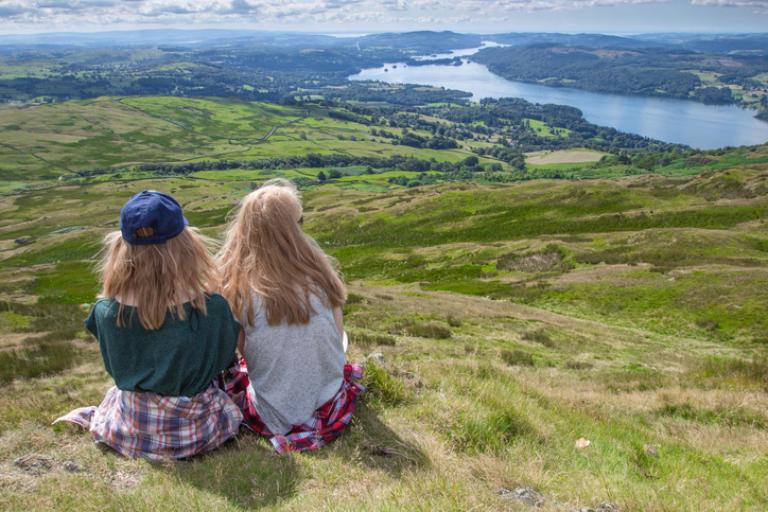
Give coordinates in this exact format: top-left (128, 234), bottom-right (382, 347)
top-left (398, 321), bottom-right (452, 339)
top-left (346, 292), bottom-right (366, 305)
top-left (0, 338), bottom-right (84, 385)
top-left (695, 318), bottom-right (719, 332)
top-left (450, 409), bottom-right (534, 454)
top-left (522, 329), bottom-right (556, 348)
top-left (348, 328), bottom-right (397, 347)
top-left (565, 360), bottom-right (594, 370)
top-left (601, 365), bottom-right (669, 392)
top-left (0, 310), bottom-right (32, 331)
top-left (362, 360), bottom-right (406, 407)
top-left (657, 403), bottom-right (767, 429)
top-left (446, 314), bottom-right (462, 327)
top-left (631, 442), bottom-right (662, 480)
top-left (497, 244), bottom-right (570, 273)
top-left (692, 355), bottom-right (768, 388)
top-left (500, 349), bottom-right (535, 367)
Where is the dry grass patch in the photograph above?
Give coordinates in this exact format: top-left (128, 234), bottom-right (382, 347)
top-left (526, 149), bottom-right (606, 165)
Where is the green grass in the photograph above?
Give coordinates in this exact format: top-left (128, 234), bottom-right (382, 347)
top-left (524, 118), bottom-right (571, 139)
top-left (0, 338), bottom-right (85, 385)
top-left (500, 349), bottom-right (536, 367)
top-left (1, 100), bottom-right (768, 511)
top-left (0, 96), bottom-right (487, 181)
top-left (450, 408), bottom-right (535, 454)
top-left (362, 360), bottom-right (407, 407)
top-left (657, 402), bottom-right (767, 429)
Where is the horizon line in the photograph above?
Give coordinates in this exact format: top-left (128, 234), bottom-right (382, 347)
top-left (0, 28), bottom-right (767, 38)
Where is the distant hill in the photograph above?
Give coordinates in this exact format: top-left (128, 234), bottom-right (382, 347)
top-left (0, 29), bottom-right (766, 55)
top-left (489, 32), bottom-right (658, 49)
top-left (633, 32), bottom-right (768, 54)
top-left (354, 31), bottom-right (484, 52)
top-left (0, 29), bottom-right (340, 48)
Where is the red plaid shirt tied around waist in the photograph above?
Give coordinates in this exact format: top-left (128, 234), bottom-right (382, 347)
top-left (54, 385), bottom-right (242, 461)
top-left (224, 359), bottom-right (364, 455)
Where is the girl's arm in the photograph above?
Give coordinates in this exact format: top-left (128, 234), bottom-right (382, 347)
top-left (333, 307), bottom-right (344, 338)
top-left (333, 307), bottom-right (348, 353)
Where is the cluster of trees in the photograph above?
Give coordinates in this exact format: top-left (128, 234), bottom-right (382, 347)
top-left (394, 129), bottom-right (459, 149)
top-left (472, 145), bottom-right (525, 169)
top-left (422, 98), bottom-right (685, 153)
top-left (758, 96), bottom-right (768, 121)
top-left (0, 43), bottom-right (473, 106)
top-left (609, 149), bottom-right (690, 169)
top-left (79, 153), bottom-right (503, 179)
top-left (472, 45), bottom-right (767, 106)
top-left (328, 110), bottom-right (370, 124)
top-left (691, 87), bottom-right (735, 105)
top-left (473, 46), bottom-right (703, 99)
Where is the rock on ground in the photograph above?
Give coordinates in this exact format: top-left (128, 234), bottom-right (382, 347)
top-left (366, 352), bottom-right (386, 366)
top-left (13, 454), bottom-right (53, 476)
top-left (574, 502), bottom-right (621, 512)
top-left (498, 487), bottom-right (545, 507)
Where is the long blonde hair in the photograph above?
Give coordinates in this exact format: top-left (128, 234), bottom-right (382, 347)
top-left (218, 179), bottom-right (346, 326)
top-left (98, 227), bottom-right (219, 330)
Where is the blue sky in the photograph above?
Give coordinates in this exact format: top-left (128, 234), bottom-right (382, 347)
top-left (0, 0), bottom-right (765, 34)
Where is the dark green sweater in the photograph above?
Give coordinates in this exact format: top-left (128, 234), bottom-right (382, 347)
top-left (85, 294), bottom-right (240, 397)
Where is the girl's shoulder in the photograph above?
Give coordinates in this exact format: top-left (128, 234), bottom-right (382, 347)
top-left (206, 293), bottom-right (229, 307)
top-left (205, 293), bottom-right (238, 317)
top-left (91, 297), bottom-right (117, 316)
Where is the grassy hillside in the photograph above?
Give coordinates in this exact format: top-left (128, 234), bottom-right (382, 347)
top-left (1, 135), bottom-right (767, 510)
top-left (0, 96), bottom-right (492, 182)
top-left (1, 95), bottom-right (715, 194)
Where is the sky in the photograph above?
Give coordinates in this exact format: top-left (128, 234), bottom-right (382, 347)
top-left (0, 0), bottom-right (765, 34)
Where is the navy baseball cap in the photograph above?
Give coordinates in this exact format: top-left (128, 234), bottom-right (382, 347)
top-left (120, 191), bottom-right (188, 245)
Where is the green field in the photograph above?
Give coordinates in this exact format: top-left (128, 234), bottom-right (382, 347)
top-left (689, 70), bottom-right (722, 85)
top-left (525, 149), bottom-right (606, 169)
top-left (0, 96), bottom-right (494, 182)
top-left (1, 98), bottom-right (767, 511)
top-left (524, 118), bottom-right (572, 139)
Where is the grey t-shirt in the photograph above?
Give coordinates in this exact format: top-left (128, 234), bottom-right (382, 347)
top-left (242, 292), bottom-right (345, 435)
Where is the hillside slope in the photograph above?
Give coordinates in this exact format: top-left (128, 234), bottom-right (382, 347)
top-left (1, 153), bottom-right (767, 510)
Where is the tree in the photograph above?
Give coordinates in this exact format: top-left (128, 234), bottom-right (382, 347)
top-left (463, 155), bottom-right (479, 166)
top-left (317, 171), bottom-right (327, 182)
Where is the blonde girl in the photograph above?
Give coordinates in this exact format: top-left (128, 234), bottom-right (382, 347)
top-left (55, 191), bottom-right (242, 460)
top-left (218, 179), bottom-right (363, 454)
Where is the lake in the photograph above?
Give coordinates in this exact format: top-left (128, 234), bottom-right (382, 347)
top-left (349, 47), bottom-right (768, 149)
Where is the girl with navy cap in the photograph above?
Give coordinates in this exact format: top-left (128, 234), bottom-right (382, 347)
top-left (55, 190), bottom-right (243, 460)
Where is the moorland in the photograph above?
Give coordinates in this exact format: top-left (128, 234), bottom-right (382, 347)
top-left (0, 88), bottom-right (767, 511)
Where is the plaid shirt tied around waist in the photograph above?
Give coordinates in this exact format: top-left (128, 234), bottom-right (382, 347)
top-left (224, 359), bottom-right (364, 455)
top-left (54, 384), bottom-right (242, 461)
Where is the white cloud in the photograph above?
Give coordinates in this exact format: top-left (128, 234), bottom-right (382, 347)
top-left (0, 0), bottom-right (762, 28)
top-left (691, 0), bottom-right (768, 10)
